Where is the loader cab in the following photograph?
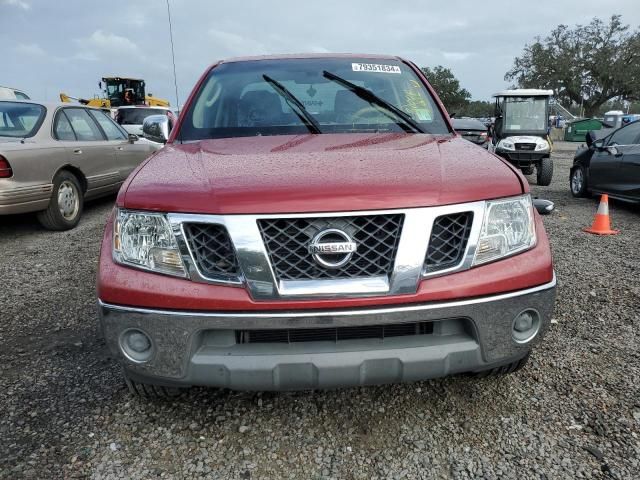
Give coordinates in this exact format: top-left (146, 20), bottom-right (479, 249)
top-left (101, 77), bottom-right (146, 108)
top-left (488, 89), bottom-right (554, 186)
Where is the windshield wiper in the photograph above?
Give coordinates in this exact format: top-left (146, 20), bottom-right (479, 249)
top-left (262, 75), bottom-right (321, 134)
top-left (322, 70), bottom-right (425, 133)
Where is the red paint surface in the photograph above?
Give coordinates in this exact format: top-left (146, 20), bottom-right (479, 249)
top-left (97, 213), bottom-right (553, 311)
top-left (120, 134), bottom-right (523, 214)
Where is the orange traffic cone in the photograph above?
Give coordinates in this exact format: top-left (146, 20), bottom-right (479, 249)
top-left (583, 194), bottom-right (619, 235)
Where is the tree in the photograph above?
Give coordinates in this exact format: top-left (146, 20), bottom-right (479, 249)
top-left (506, 15), bottom-right (640, 117)
top-left (421, 66), bottom-right (471, 114)
top-left (459, 101), bottom-right (493, 118)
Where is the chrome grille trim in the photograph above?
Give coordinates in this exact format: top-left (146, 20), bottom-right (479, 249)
top-left (167, 201), bottom-right (487, 299)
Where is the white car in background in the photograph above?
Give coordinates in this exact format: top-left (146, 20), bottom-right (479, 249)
top-left (115, 106), bottom-right (175, 137)
top-left (0, 86), bottom-right (30, 100)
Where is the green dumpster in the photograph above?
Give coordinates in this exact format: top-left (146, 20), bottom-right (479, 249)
top-left (564, 118), bottom-right (603, 142)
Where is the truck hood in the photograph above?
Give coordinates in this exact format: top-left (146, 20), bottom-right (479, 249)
top-left (121, 133), bottom-right (524, 214)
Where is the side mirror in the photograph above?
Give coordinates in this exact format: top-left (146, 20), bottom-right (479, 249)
top-left (128, 133), bottom-right (139, 143)
top-left (533, 198), bottom-right (554, 215)
top-left (605, 145), bottom-right (619, 156)
top-left (585, 130), bottom-right (597, 147)
top-left (142, 115), bottom-right (170, 144)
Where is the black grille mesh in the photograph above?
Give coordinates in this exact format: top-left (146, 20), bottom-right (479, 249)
top-left (183, 223), bottom-right (239, 278)
top-left (515, 143), bottom-right (536, 151)
top-left (258, 215), bottom-right (404, 281)
top-left (424, 212), bottom-right (473, 272)
top-left (236, 321), bottom-right (434, 344)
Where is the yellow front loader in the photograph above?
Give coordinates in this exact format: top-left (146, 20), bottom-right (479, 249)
top-left (60, 77), bottom-right (170, 109)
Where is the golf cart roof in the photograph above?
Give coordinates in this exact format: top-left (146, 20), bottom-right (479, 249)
top-left (492, 89), bottom-right (554, 98)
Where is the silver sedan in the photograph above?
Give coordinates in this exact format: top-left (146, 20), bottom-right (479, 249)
top-left (0, 100), bottom-right (160, 230)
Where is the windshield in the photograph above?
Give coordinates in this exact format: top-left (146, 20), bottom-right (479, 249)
top-left (178, 58), bottom-right (449, 140)
top-left (502, 97), bottom-right (547, 132)
top-left (105, 79), bottom-right (145, 107)
top-left (116, 108), bottom-right (165, 125)
top-left (0, 102), bottom-right (45, 138)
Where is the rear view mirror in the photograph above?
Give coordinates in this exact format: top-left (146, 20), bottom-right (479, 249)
top-left (142, 115), bottom-right (170, 144)
top-left (533, 198), bottom-right (554, 215)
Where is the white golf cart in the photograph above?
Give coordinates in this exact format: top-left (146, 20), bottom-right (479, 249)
top-left (488, 89), bottom-right (554, 186)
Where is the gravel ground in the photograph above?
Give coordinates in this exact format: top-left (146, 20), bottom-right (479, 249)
top-left (1, 141), bottom-right (639, 479)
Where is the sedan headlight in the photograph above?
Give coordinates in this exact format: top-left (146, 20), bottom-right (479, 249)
top-left (473, 195), bottom-right (536, 266)
top-left (113, 209), bottom-right (186, 277)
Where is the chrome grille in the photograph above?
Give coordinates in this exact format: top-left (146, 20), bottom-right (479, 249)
top-left (258, 215), bottom-right (404, 280)
top-left (236, 321), bottom-right (434, 344)
top-left (424, 212), bottom-right (473, 273)
top-left (183, 223), bottom-right (240, 279)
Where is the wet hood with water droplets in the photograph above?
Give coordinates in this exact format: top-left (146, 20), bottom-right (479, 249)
top-left (120, 133), bottom-right (524, 214)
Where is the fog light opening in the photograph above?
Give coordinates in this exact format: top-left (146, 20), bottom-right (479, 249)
top-left (512, 309), bottom-right (541, 344)
top-left (120, 329), bottom-right (154, 363)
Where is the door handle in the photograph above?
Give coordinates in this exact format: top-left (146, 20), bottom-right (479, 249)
top-left (73, 149), bottom-right (82, 155)
top-left (116, 146), bottom-right (124, 151)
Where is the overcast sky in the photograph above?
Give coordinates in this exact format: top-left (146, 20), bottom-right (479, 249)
top-left (2, 0), bottom-right (640, 106)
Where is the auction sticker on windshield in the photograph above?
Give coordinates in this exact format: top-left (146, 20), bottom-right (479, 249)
top-left (352, 63), bottom-right (401, 74)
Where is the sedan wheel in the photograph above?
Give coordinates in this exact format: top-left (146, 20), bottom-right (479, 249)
top-left (37, 170), bottom-right (84, 230)
top-left (570, 166), bottom-right (587, 198)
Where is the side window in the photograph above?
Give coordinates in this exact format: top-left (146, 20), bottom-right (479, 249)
top-left (63, 108), bottom-right (104, 141)
top-left (89, 110), bottom-right (126, 140)
top-left (608, 122), bottom-right (640, 146)
top-left (53, 111), bottom-right (76, 141)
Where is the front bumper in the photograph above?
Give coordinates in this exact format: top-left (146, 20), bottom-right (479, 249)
top-left (496, 150), bottom-right (549, 167)
top-left (99, 275), bottom-right (556, 391)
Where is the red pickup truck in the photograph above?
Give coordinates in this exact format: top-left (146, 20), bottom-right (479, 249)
top-left (97, 54), bottom-right (556, 395)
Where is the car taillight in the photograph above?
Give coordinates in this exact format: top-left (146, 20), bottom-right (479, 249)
top-left (0, 156), bottom-right (12, 178)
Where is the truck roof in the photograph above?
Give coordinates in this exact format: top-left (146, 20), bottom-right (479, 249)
top-left (220, 53), bottom-right (401, 64)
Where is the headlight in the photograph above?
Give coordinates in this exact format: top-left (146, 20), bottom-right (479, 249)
top-left (535, 140), bottom-right (549, 151)
top-left (113, 209), bottom-right (186, 277)
top-left (498, 140), bottom-right (515, 151)
top-left (473, 195), bottom-right (536, 266)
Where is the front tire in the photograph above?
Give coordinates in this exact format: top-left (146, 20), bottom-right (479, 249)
top-left (473, 353), bottom-right (530, 378)
top-left (570, 166), bottom-right (588, 197)
top-left (536, 157), bottom-right (553, 186)
top-left (37, 170), bottom-right (84, 230)
top-left (123, 371), bottom-right (185, 399)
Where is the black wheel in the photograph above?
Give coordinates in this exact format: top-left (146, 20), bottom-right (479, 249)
top-left (536, 157), bottom-right (553, 186)
top-left (37, 170), bottom-right (84, 230)
top-left (473, 353), bottom-right (530, 378)
top-left (521, 166), bottom-right (534, 175)
top-left (123, 372), bottom-right (184, 399)
top-left (570, 166), bottom-right (588, 197)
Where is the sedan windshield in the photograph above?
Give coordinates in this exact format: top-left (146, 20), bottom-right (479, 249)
top-left (0, 102), bottom-right (45, 138)
top-left (178, 58), bottom-right (449, 140)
